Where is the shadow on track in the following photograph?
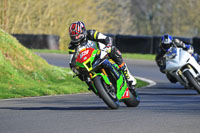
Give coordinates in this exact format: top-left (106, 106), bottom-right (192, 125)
top-left (139, 92), bottom-right (198, 95)
top-left (0, 106), bottom-right (110, 111)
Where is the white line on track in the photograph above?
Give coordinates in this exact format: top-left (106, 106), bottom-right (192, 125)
top-left (135, 76), bottom-right (157, 88)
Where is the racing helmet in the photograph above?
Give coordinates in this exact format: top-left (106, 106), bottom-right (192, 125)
top-left (69, 21), bottom-right (87, 44)
top-left (161, 34), bottom-right (173, 52)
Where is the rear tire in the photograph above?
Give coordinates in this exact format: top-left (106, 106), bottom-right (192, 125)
top-left (93, 76), bottom-right (119, 109)
top-left (184, 70), bottom-right (200, 94)
top-left (123, 89), bottom-right (140, 107)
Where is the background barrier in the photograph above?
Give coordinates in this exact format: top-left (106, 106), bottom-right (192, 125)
top-left (12, 34), bottom-right (60, 49)
top-left (115, 35), bottom-right (153, 54)
top-left (12, 34), bottom-right (200, 54)
top-left (110, 35), bottom-right (195, 54)
top-left (192, 37), bottom-right (200, 53)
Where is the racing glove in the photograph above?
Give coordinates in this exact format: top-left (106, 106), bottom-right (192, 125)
top-left (104, 43), bottom-right (112, 53)
top-left (185, 44), bottom-right (194, 54)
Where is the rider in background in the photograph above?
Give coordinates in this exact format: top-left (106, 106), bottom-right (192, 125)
top-left (68, 21), bottom-right (137, 88)
top-left (155, 34), bottom-right (200, 74)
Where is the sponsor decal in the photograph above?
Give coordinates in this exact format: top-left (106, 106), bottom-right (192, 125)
top-left (121, 88), bottom-right (130, 99)
top-left (80, 50), bottom-right (89, 59)
top-left (76, 48), bottom-right (94, 63)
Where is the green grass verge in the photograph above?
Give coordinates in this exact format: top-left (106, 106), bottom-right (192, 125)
top-left (0, 29), bottom-right (148, 99)
top-left (122, 53), bottom-right (155, 60)
top-left (32, 49), bottom-right (156, 60)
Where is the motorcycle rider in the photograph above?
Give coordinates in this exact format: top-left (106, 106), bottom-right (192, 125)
top-left (156, 34), bottom-right (200, 74)
top-left (68, 21), bottom-right (137, 89)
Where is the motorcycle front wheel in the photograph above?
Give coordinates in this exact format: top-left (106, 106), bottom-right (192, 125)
top-left (184, 70), bottom-right (200, 94)
top-left (93, 75), bottom-right (119, 109)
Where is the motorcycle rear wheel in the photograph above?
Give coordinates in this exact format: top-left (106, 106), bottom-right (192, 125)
top-left (123, 89), bottom-right (140, 107)
top-left (184, 70), bottom-right (200, 94)
top-left (93, 75), bottom-right (119, 109)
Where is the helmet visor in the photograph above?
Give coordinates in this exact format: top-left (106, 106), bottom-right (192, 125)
top-left (70, 34), bottom-right (84, 43)
top-left (162, 43), bottom-right (172, 50)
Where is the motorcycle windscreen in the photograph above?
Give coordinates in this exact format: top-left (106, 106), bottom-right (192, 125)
top-left (165, 48), bottom-right (190, 72)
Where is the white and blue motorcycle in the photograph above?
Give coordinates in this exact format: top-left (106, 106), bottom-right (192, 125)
top-left (164, 47), bottom-right (200, 94)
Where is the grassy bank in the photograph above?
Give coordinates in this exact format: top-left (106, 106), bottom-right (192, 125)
top-left (0, 29), bottom-right (89, 99)
top-left (0, 29), bottom-right (148, 99)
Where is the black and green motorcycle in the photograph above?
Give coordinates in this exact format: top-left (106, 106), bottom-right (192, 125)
top-left (74, 40), bottom-right (140, 109)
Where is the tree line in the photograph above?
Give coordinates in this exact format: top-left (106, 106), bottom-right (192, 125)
top-left (0, 0), bottom-right (199, 50)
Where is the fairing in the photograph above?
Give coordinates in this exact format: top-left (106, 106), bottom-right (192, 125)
top-left (75, 41), bottom-right (129, 100)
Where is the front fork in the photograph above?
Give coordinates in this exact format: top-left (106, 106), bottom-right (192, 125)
top-left (88, 67), bottom-right (129, 100)
top-left (177, 64), bottom-right (197, 85)
top-left (88, 68), bottom-right (112, 95)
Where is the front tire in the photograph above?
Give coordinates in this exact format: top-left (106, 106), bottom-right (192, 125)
top-left (93, 75), bottom-right (119, 109)
top-left (184, 70), bottom-right (200, 94)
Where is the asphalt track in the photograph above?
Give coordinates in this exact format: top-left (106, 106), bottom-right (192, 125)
top-left (0, 53), bottom-right (200, 133)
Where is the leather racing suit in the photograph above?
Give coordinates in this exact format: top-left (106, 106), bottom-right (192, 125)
top-left (156, 38), bottom-right (200, 74)
top-left (68, 29), bottom-right (137, 86)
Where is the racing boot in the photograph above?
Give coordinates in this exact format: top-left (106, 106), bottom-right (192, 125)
top-left (119, 62), bottom-right (140, 100)
top-left (109, 46), bottom-right (137, 86)
top-left (119, 62), bottom-right (137, 87)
